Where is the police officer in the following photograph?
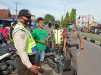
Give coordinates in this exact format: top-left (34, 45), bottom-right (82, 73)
top-left (12, 9), bottom-right (40, 75)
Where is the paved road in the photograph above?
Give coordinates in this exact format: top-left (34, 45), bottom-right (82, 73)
top-left (63, 40), bottom-right (101, 75)
top-left (78, 41), bottom-right (101, 75)
top-left (8, 40), bottom-right (101, 75)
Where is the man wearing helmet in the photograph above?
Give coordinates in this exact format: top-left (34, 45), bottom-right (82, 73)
top-left (12, 9), bottom-right (40, 75)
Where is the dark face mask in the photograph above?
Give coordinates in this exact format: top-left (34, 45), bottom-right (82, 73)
top-left (23, 19), bottom-right (30, 25)
top-left (48, 23), bottom-right (52, 28)
top-left (22, 16), bottom-right (31, 25)
top-left (24, 20), bottom-right (29, 25)
top-left (55, 24), bottom-right (59, 29)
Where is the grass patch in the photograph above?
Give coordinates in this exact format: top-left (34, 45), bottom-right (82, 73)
top-left (80, 32), bottom-right (101, 42)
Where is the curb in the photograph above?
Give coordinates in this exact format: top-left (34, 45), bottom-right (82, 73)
top-left (84, 37), bottom-right (101, 47)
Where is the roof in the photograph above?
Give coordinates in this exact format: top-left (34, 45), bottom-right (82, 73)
top-left (0, 9), bottom-right (11, 19)
top-left (95, 24), bottom-right (101, 29)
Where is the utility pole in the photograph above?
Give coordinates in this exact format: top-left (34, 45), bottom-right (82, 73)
top-left (15, 2), bottom-right (18, 20)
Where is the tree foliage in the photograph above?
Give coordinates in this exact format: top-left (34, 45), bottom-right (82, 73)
top-left (44, 14), bottom-right (55, 24)
top-left (69, 8), bottom-right (76, 24)
top-left (61, 8), bottom-right (76, 28)
top-left (60, 16), bottom-right (64, 27)
top-left (61, 11), bottom-right (70, 27)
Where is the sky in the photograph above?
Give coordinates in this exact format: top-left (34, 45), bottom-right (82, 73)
top-left (0, 0), bottom-right (101, 22)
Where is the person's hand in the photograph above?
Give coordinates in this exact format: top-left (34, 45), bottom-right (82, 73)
top-left (29, 65), bottom-right (40, 74)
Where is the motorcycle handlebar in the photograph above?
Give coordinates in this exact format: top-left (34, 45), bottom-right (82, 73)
top-left (0, 53), bottom-right (11, 60)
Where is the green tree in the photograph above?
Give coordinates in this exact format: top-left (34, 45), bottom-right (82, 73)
top-left (44, 14), bottom-right (55, 24)
top-left (60, 16), bottom-right (64, 27)
top-left (62, 11), bottom-right (70, 27)
top-left (69, 8), bottom-right (76, 24)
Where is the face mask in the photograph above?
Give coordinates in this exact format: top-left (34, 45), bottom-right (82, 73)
top-left (24, 20), bottom-right (29, 25)
top-left (22, 16), bottom-right (31, 25)
top-left (48, 23), bottom-right (52, 28)
top-left (23, 18), bottom-right (30, 25)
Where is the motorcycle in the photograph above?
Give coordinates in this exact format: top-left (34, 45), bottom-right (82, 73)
top-left (0, 43), bottom-right (17, 75)
top-left (45, 46), bottom-right (71, 74)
